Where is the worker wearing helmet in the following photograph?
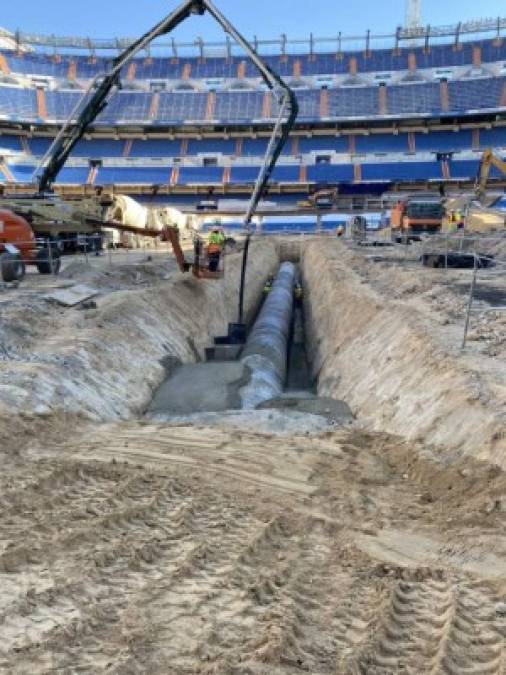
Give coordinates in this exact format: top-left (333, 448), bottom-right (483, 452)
top-left (207, 226), bottom-right (225, 272)
top-left (263, 274), bottom-right (274, 297)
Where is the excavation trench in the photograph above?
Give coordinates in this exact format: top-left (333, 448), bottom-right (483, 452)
top-left (146, 258), bottom-right (353, 429)
top-left (1, 238), bottom-right (502, 462)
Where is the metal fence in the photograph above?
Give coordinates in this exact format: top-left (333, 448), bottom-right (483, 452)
top-left (461, 253), bottom-right (506, 348)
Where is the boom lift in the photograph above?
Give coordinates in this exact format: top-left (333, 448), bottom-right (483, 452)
top-left (0, 0), bottom-right (298, 291)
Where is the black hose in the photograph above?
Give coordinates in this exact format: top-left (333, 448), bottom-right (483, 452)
top-left (238, 233), bottom-right (250, 324)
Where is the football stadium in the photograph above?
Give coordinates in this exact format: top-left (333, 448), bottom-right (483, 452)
top-left (0, 1), bottom-right (505, 672)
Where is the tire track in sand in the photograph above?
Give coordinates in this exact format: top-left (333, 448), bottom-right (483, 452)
top-left (338, 571), bottom-right (504, 675)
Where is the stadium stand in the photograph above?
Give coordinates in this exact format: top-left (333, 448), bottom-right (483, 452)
top-left (3, 38), bottom-right (506, 80)
top-left (1, 77), bottom-right (505, 125)
top-left (1, 22), bottom-right (506, 190)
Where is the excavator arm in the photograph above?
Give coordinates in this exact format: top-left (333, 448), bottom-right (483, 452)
top-left (475, 148), bottom-right (506, 200)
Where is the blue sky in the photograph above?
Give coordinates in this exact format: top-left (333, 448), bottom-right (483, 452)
top-left (1, 1), bottom-right (502, 43)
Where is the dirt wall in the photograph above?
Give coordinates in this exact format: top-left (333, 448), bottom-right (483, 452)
top-left (0, 241), bottom-right (278, 421)
top-left (302, 240), bottom-right (505, 467)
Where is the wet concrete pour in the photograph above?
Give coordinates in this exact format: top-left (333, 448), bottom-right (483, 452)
top-left (147, 361), bottom-right (250, 416)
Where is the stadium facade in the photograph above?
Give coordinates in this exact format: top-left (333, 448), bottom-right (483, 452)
top-left (0, 17), bottom-right (505, 201)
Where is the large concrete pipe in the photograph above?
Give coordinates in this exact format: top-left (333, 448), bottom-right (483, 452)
top-left (240, 262), bottom-right (296, 408)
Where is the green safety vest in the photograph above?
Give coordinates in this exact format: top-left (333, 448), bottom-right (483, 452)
top-left (209, 232), bottom-right (225, 246)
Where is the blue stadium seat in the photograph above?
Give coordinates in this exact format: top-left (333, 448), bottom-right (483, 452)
top-left (386, 82), bottom-right (441, 116)
top-left (72, 139), bottom-right (126, 157)
top-left (7, 164), bottom-right (36, 182)
top-left (55, 167), bottom-right (91, 183)
top-left (415, 130), bottom-right (473, 152)
top-left (4, 52), bottom-right (72, 78)
top-left (45, 90), bottom-right (84, 121)
top-left (133, 59), bottom-right (183, 80)
top-left (449, 160), bottom-right (479, 179)
top-left (307, 164), bottom-right (354, 181)
top-left (213, 92), bottom-right (264, 122)
top-left (271, 165), bottom-right (300, 182)
top-left (295, 90), bottom-right (321, 121)
top-left (447, 77), bottom-right (504, 112)
top-left (130, 139), bottom-right (182, 157)
top-left (0, 87), bottom-right (37, 121)
top-left (178, 166), bottom-right (224, 183)
top-left (3, 38), bottom-right (506, 82)
top-left (96, 166), bottom-right (170, 184)
top-left (28, 137), bottom-right (53, 156)
top-left (299, 136), bottom-right (348, 153)
top-left (229, 166), bottom-right (261, 183)
top-left (445, 158), bottom-right (506, 179)
top-left (99, 93), bottom-right (153, 124)
top-left (480, 128), bottom-right (506, 148)
top-left (157, 92), bottom-right (208, 123)
top-left (361, 161), bottom-right (442, 180)
top-left (355, 134), bottom-right (408, 153)
top-left (328, 87), bottom-right (378, 118)
top-left (0, 135), bottom-right (23, 152)
top-left (241, 138), bottom-right (268, 156)
top-left (229, 165), bottom-right (299, 183)
top-left (187, 138), bottom-right (236, 154)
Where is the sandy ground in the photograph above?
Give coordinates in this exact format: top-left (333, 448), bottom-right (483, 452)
top-left (0, 239), bottom-right (504, 673)
top-left (0, 421), bottom-right (504, 673)
top-left (303, 238), bottom-right (506, 465)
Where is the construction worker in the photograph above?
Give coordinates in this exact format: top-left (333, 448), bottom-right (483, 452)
top-left (263, 275), bottom-right (274, 297)
top-left (294, 281), bottom-right (303, 304)
top-left (207, 226), bottom-right (225, 272)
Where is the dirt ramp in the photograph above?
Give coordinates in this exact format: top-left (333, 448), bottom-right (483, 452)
top-left (0, 241), bottom-right (278, 421)
top-left (302, 240), bottom-right (505, 466)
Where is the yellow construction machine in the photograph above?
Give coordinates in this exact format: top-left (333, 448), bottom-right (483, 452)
top-left (461, 148), bottom-right (506, 233)
top-left (474, 148), bottom-right (506, 201)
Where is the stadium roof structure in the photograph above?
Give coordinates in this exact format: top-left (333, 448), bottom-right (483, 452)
top-left (0, 17), bottom-right (505, 58)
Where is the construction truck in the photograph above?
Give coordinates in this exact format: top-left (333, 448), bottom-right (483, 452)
top-left (390, 194), bottom-right (445, 242)
top-left (297, 187), bottom-right (338, 210)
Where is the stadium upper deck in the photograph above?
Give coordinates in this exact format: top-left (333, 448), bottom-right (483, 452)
top-left (0, 18), bottom-right (505, 191)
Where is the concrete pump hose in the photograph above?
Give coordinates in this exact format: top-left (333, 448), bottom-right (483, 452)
top-left (240, 261), bottom-right (296, 408)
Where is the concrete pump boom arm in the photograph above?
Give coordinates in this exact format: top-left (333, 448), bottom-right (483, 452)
top-left (36, 0), bottom-right (299, 224)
